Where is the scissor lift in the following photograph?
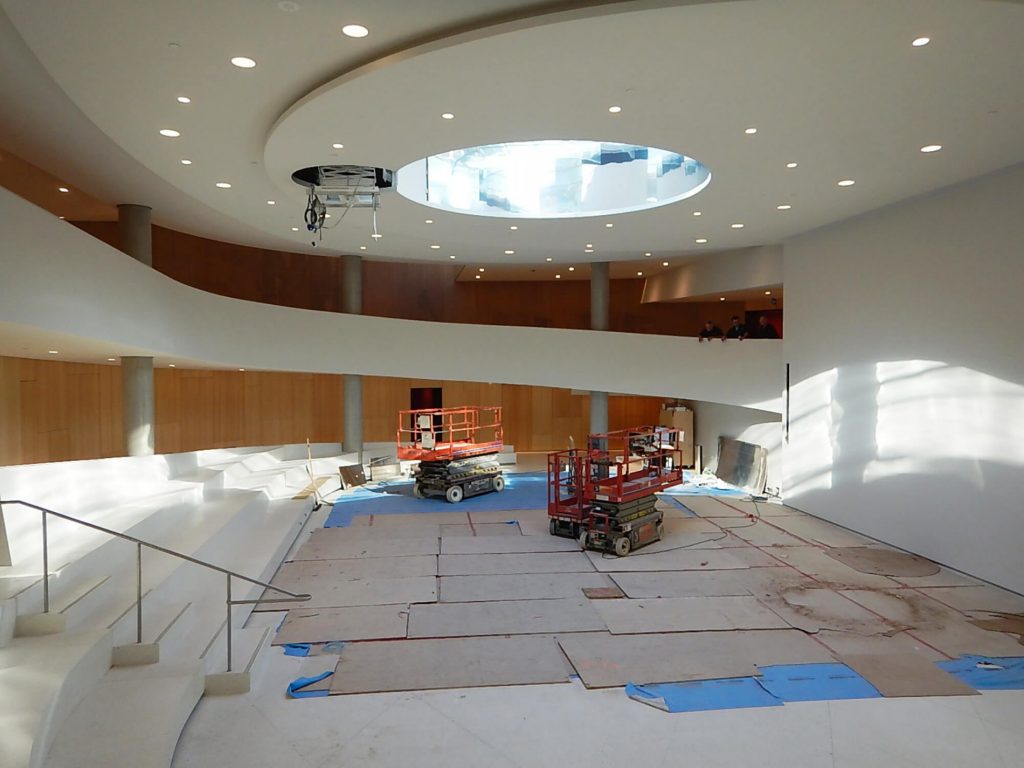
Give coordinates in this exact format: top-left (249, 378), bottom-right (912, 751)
top-left (397, 406), bottom-right (505, 503)
top-left (547, 426), bottom-right (682, 555)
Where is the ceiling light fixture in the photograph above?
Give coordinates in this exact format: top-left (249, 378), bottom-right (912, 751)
top-left (545, 257), bottom-right (553, 262)
top-left (291, 227), bottom-right (299, 231)
top-left (58, 186), bottom-right (69, 193)
top-left (608, 105), bottom-right (622, 113)
top-left (159, 129), bottom-right (180, 137)
top-left (169, 363), bottom-right (176, 368)
top-left (912, 37), bottom-right (930, 47)
top-left (644, 252), bottom-right (652, 257)
top-left (776, 204), bottom-right (792, 210)
top-left (58, 216), bottom-right (65, 220)
top-left (48, 350), bottom-right (58, 354)
top-left (215, 182), bottom-right (232, 188)
top-left (719, 297), bottom-right (726, 301)
top-left (425, 219), bottom-right (433, 224)
top-left (430, 244), bottom-right (441, 249)
top-left (180, 159), bottom-right (192, 165)
top-left (837, 179), bottom-right (856, 187)
top-left (555, 274), bottom-right (561, 279)
top-left (230, 56), bottom-right (257, 68)
top-left (586, 243), bottom-right (593, 248)
top-left (449, 255), bottom-right (456, 260)
top-left (786, 162), bottom-right (798, 169)
top-left (569, 266), bottom-right (575, 272)
top-left (696, 238), bottom-right (708, 244)
top-left (342, 24), bottom-right (369, 38)
top-left (239, 368), bottom-right (245, 372)
top-left (693, 211), bottom-right (702, 216)
top-left (509, 225), bottom-right (518, 231)
top-left (731, 223), bottom-right (744, 229)
top-left (107, 358), bottom-right (116, 362)
top-left (584, 249), bottom-right (594, 253)
top-left (504, 250), bottom-right (515, 255)
top-left (177, 96), bottom-right (191, 104)
top-left (605, 223), bottom-right (613, 228)
top-left (478, 268), bottom-right (485, 272)
top-left (744, 128), bottom-right (757, 135)
top-left (332, 143), bottom-right (344, 149)
top-left (765, 290), bottom-right (772, 295)
top-left (662, 261), bottom-right (669, 267)
top-left (359, 246), bottom-right (367, 250)
top-left (371, 233), bottom-right (383, 239)
top-left (441, 112), bottom-right (454, 120)
top-left (920, 144), bottom-right (942, 153)
top-left (637, 271), bottom-right (643, 277)
top-left (475, 274), bottom-right (481, 279)
top-left (267, 200), bottom-right (276, 205)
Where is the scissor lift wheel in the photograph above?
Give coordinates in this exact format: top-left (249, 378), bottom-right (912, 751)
top-left (493, 476), bottom-right (505, 492)
top-left (446, 485), bottom-right (464, 503)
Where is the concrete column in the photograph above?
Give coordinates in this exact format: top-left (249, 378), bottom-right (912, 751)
top-left (590, 261), bottom-right (610, 433)
top-left (121, 356), bottom-right (154, 456)
top-left (342, 254), bottom-right (363, 457)
top-left (117, 204), bottom-right (152, 267)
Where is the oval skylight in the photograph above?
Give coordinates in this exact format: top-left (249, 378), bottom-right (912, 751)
top-left (396, 140), bottom-right (711, 218)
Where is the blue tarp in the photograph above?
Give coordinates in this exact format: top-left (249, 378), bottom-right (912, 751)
top-left (287, 670), bottom-right (333, 698)
top-left (757, 664), bottom-right (882, 702)
top-left (937, 656), bottom-right (1024, 690)
top-left (282, 643), bottom-right (311, 657)
top-left (325, 472), bottom-right (548, 527)
top-left (625, 678), bottom-right (782, 713)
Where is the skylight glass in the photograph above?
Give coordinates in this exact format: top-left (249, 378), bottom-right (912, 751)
top-left (396, 140), bottom-right (711, 218)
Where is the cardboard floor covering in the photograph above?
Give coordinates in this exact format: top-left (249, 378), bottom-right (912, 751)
top-left (272, 555), bottom-right (437, 585)
top-left (407, 597), bottom-right (606, 638)
top-left (439, 572), bottom-right (615, 602)
top-left (292, 532), bottom-right (439, 561)
top-left (256, 576), bottom-right (437, 611)
top-left (558, 629), bottom-right (836, 688)
top-left (593, 596), bottom-right (790, 634)
top-left (273, 604), bottom-right (410, 644)
top-left (824, 547), bottom-right (940, 577)
top-left (758, 587), bottom-right (900, 635)
top-left (328, 635), bottom-right (573, 694)
top-left (439, 523), bottom-right (521, 537)
top-left (583, 548), bottom-right (752, 573)
top-left (440, 534), bottom-right (580, 555)
top-left (438, 552), bottom-right (596, 576)
top-left (839, 653), bottom-right (978, 697)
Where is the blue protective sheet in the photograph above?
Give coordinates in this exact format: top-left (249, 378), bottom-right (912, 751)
top-left (282, 643), bottom-right (311, 657)
top-left (625, 678), bottom-right (782, 713)
top-left (325, 472), bottom-right (548, 527)
top-left (937, 656), bottom-right (1024, 690)
top-left (757, 664), bottom-right (882, 702)
top-left (287, 670), bottom-right (333, 698)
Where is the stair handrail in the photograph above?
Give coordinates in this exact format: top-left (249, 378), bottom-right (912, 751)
top-left (0, 498), bottom-right (310, 672)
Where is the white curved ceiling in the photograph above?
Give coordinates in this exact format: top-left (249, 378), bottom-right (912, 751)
top-left (2, 0), bottom-right (1023, 266)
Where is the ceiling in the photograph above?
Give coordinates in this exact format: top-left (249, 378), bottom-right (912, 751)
top-left (1, 0), bottom-right (1022, 269)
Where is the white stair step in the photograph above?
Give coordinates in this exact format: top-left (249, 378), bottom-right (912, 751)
top-left (42, 660), bottom-right (204, 768)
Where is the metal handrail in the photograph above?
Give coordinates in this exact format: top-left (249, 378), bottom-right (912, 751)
top-left (0, 498), bottom-right (310, 672)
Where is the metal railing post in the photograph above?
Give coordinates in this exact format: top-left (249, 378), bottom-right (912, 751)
top-left (226, 574), bottom-right (232, 672)
top-left (136, 542), bottom-right (143, 644)
top-left (42, 510), bottom-right (49, 613)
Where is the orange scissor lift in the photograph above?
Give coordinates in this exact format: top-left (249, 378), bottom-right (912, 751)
top-left (397, 406), bottom-right (505, 503)
top-left (548, 426), bottom-right (683, 555)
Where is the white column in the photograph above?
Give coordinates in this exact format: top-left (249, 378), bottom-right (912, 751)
top-left (342, 254), bottom-right (363, 458)
top-left (590, 261), bottom-right (609, 432)
top-left (121, 356), bottom-right (154, 456)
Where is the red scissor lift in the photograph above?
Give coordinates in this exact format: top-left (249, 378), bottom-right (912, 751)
top-left (548, 426), bottom-right (683, 555)
top-left (397, 406), bottom-right (505, 503)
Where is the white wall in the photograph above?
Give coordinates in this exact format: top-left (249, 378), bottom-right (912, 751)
top-left (642, 245), bottom-right (783, 302)
top-left (0, 186), bottom-right (782, 411)
top-left (690, 401), bottom-right (782, 492)
top-left (783, 162), bottom-right (1024, 593)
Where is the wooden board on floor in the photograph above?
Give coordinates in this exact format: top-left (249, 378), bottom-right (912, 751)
top-left (441, 534), bottom-right (580, 555)
top-left (558, 629), bottom-right (836, 688)
top-left (608, 570), bottom-right (755, 599)
top-left (439, 522), bottom-right (521, 537)
top-left (840, 653), bottom-right (978, 698)
top-left (824, 547), bottom-right (940, 577)
top-left (439, 572), bottom-right (615, 603)
top-left (674, 496), bottom-right (748, 518)
top-left (583, 548), bottom-right (751, 573)
top-left (469, 509), bottom-right (548, 525)
top-left (328, 635), bottom-right (572, 694)
top-left (407, 597), bottom-right (606, 638)
top-left (713, 519), bottom-right (810, 548)
top-left (919, 586), bottom-right (1024, 614)
top-left (758, 587), bottom-right (899, 635)
top-left (767, 515), bottom-right (876, 548)
top-left (815, 629), bottom-right (947, 661)
top-left (721, 499), bottom-right (806, 517)
top-left (273, 604), bottom-right (409, 644)
top-left (438, 552), bottom-right (596, 576)
top-left (273, 555), bottom-right (437, 585)
top-left (291, 532), bottom-right (439, 561)
top-left (256, 576), bottom-right (437, 611)
top-left (766, 547), bottom-right (900, 589)
top-left (302, 524), bottom-right (441, 540)
top-left (592, 596), bottom-right (790, 634)
top-left (889, 567), bottom-right (983, 588)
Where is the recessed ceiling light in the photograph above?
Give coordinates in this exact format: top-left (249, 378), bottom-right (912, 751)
top-left (569, 266), bottom-right (575, 272)
top-left (586, 243), bottom-right (593, 248)
top-left (332, 143), bottom-right (344, 150)
top-left (215, 182), bottom-right (232, 188)
top-left (776, 204), bottom-right (792, 210)
top-left (107, 358), bottom-right (116, 362)
top-left (636, 271), bottom-right (644, 277)
top-left (555, 274), bottom-right (561, 279)
top-left (48, 350), bottom-right (58, 354)
top-left (58, 216), bottom-right (65, 220)
top-left (920, 144), bottom-right (942, 153)
top-left (786, 162), bottom-right (798, 169)
top-left (731, 223), bottom-right (744, 229)
top-left (230, 56), bottom-right (257, 68)
top-left (169, 363), bottom-right (176, 368)
top-left (371, 233), bottom-right (383, 239)
top-left (837, 179), bottom-right (856, 187)
top-left (180, 159), bottom-right (192, 165)
top-left (509, 225), bottom-right (518, 231)
top-left (719, 297), bottom-right (726, 301)
top-left (644, 252), bottom-right (652, 257)
top-left (424, 219), bottom-right (433, 224)
top-left (159, 129), bottom-right (180, 138)
top-left (430, 244), bottom-right (441, 249)
top-left (478, 268), bottom-right (485, 272)
top-left (342, 24), bottom-right (369, 38)
top-left (605, 223), bottom-right (614, 228)
top-left (744, 128), bottom-right (757, 135)
top-left (692, 211), bottom-right (702, 216)
top-left (291, 227), bottom-right (299, 231)
top-left (441, 112), bottom-right (454, 120)
top-left (504, 250), bottom-right (515, 255)
top-left (696, 238), bottom-right (708, 244)
top-left (608, 105), bottom-right (622, 114)
top-left (267, 200), bottom-right (276, 205)
top-left (449, 255), bottom-right (456, 260)
top-left (584, 249), bottom-right (594, 253)
top-left (239, 368), bottom-right (245, 372)
top-left (475, 274), bottom-right (481, 279)
top-left (359, 246), bottom-right (367, 250)
top-left (176, 96), bottom-right (191, 104)
top-left (545, 257), bottom-right (553, 262)
top-left (912, 37), bottom-right (930, 47)
top-left (58, 186), bottom-right (69, 193)
top-left (765, 290), bottom-right (772, 295)
top-left (662, 261), bottom-right (669, 267)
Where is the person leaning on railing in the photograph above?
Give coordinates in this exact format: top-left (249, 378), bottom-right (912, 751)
top-left (698, 320), bottom-right (724, 342)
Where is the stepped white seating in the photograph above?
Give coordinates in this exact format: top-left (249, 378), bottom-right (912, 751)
top-left (0, 443), bottom-right (342, 768)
